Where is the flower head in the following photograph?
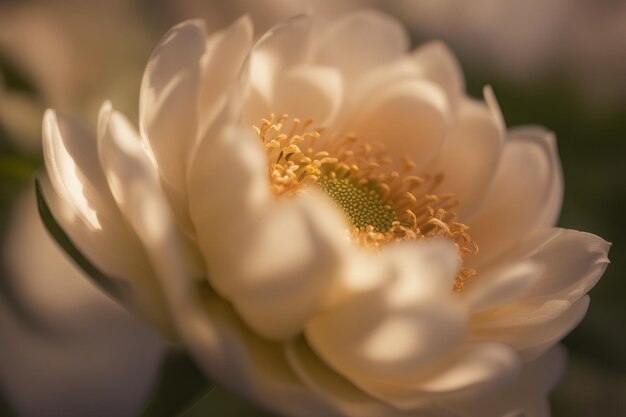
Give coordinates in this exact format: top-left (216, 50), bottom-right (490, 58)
top-left (40, 10), bottom-right (610, 417)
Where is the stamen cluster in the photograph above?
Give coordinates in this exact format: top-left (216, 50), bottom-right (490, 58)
top-left (254, 114), bottom-right (478, 291)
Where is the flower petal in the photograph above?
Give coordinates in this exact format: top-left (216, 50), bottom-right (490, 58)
top-left (246, 13), bottom-right (314, 119)
top-left (464, 260), bottom-right (543, 314)
top-left (425, 97), bottom-right (503, 218)
top-left (306, 240), bottom-right (465, 382)
top-left (523, 229), bottom-right (610, 302)
top-left (196, 15), bottom-right (253, 137)
top-left (188, 124), bottom-right (347, 340)
top-left (466, 127), bottom-right (562, 268)
top-left (139, 19), bottom-right (207, 192)
top-left (350, 79), bottom-right (449, 171)
top-left (471, 297), bottom-right (590, 360)
top-left (42, 109), bottom-right (172, 333)
top-left (351, 343), bottom-right (520, 411)
top-left (313, 11), bottom-right (409, 84)
top-left (411, 41), bottom-right (465, 112)
top-left (440, 345), bottom-right (565, 417)
top-left (273, 65), bottom-right (343, 126)
top-left (286, 337), bottom-right (397, 417)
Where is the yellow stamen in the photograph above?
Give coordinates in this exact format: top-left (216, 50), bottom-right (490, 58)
top-left (253, 114), bottom-right (478, 292)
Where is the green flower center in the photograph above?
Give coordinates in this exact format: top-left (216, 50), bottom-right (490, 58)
top-left (317, 174), bottom-right (396, 232)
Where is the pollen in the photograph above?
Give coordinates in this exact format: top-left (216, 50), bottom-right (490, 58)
top-left (253, 114), bottom-right (479, 292)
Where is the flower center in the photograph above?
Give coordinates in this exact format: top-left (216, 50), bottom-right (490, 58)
top-left (317, 172), bottom-right (396, 233)
top-left (254, 114), bottom-right (478, 292)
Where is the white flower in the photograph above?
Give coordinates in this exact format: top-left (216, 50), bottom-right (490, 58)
top-left (40, 11), bottom-right (609, 417)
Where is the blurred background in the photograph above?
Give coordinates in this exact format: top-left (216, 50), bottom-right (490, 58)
top-left (0, 0), bottom-right (624, 416)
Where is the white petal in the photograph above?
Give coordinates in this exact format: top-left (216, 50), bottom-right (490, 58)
top-left (98, 104), bottom-right (210, 336)
top-left (286, 338), bottom-right (396, 417)
top-left (351, 343), bottom-right (520, 411)
top-left (350, 79), bottom-right (449, 171)
top-left (313, 11), bottom-right (409, 84)
top-left (139, 20), bottom-right (207, 192)
top-left (196, 15), bottom-right (253, 137)
top-left (465, 260), bottom-right (543, 314)
top-left (471, 297), bottom-right (590, 360)
top-left (509, 127), bottom-right (563, 228)
top-left (229, 192), bottom-right (348, 340)
top-left (273, 65), bottom-right (343, 126)
top-left (440, 345), bottom-right (565, 417)
top-left (247, 14), bottom-right (314, 111)
top-left (166, 290), bottom-right (335, 417)
top-left (188, 124), bottom-right (347, 340)
top-left (466, 127), bottom-right (562, 268)
top-left (306, 240), bottom-right (465, 382)
top-left (523, 229), bottom-right (610, 302)
top-left (41, 109), bottom-right (172, 333)
top-left (411, 41), bottom-right (465, 112)
top-left (425, 97), bottom-right (503, 218)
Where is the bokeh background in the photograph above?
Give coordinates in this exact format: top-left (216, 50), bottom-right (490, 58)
top-left (1, 1), bottom-right (624, 416)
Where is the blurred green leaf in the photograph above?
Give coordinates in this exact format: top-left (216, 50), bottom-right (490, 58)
top-left (181, 386), bottom-right (279, 417)
top-left (35, 178), bottom-right (129, 301)
top-left (140, 349), bottom-right (212, 417)
top-left (0, 52), bottom-right (39, 96)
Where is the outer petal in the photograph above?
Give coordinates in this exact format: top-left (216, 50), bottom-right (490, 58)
top-left (466, 127), bottom-right (563, 268)
top-left (306, 240), bottom-right (466, 382)
top-left (471, 297), bottom-right (590, 360)
top-left (286, 337), bottom-right (406, 417)
top-left (245, 14), bottom-right (314, 122)
top-left (350, 79), bottom-right (450, 172)
top-left (411, 41), bottom-right (465, 112)
top-left (464, 260), bottom-right (543, 314)
top-left (139, 20), bottom-right (207, 193)
top-left (273, 65), bottom-right (343, 126)
top-left (41, 109), bottom-right (172, 333)
top-left (97, 108), bottom-right (331, 417)
top-left (440, 346), bottom-right (566, 417)
top-left (188, 123), bottom-right (347, 340)
top-left (491, 228), bottom-right (610, 302)
top-left (352, 343), bottom-right (520, 411)
top-left (140, 18), bottom-right (253, 235)
top-left (425, 97), bottom-right (503, 219)
top-left (313, 10), bottom-right (409, 85)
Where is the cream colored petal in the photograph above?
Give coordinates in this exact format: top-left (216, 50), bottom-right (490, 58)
top-left (464, 260), bottom-right (543, 314)
top-left (471, 297), bottom-right (590, 360)
top-left (351, 343), bottom-right (520, 411)
top-left (188, 124), bottom-right (347, 340)
top-left (411, 41), bottom-right (465, 112)
top-left (229, 192), bottom-right (348, 340)
top-left (522, 229), bottom-right (610, 302)
top-left (273, 65), bottom-right (343, 126)
top-left (350, 79), bottom-right (449, 171)
top-left (139, 19), bottom-right (207, 193)
top-left (440, 346), bottom-right (565, 417)
top-left (466, 127), bottom-right (562, 268)
top-left (247, 14), bottom-right (314, 109)
top-left (41, 109), bottom-right (172, 333)
top-left (286, 337), bottom-right (394, 417)
top-left (175, 292), bottom-right (337, 417)
top-left (196, 15), bottom-right (253, 138)
top-left (306, 240), bottom-right (465, 382)
top-left (509, 127), bottom-right (563, 228)
top-left (425, 97), bottom-right (503, 219)
top-left (313, 10), bottom-right (409, 84)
